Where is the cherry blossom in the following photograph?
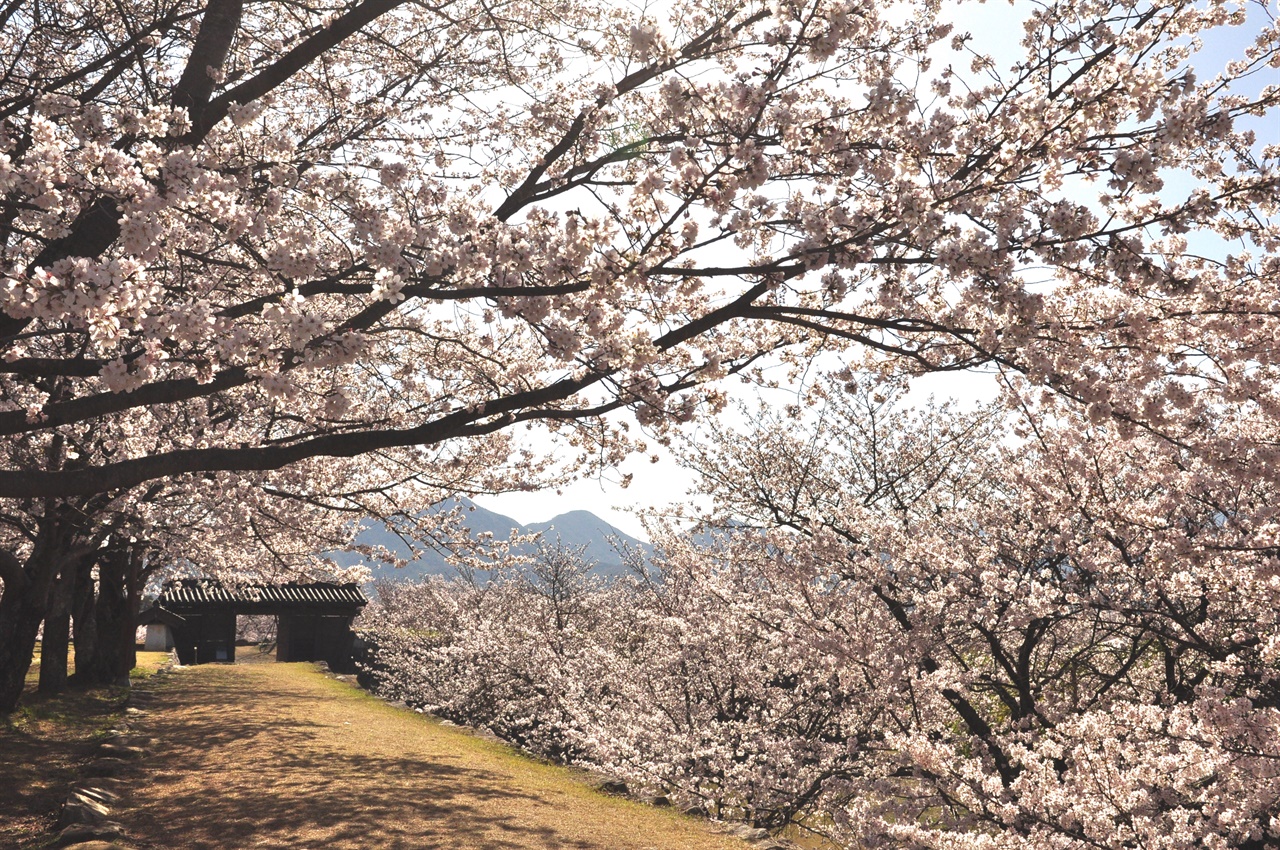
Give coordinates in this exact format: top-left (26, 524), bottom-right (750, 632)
top-left (362, 383), bottom-right (1280, 848)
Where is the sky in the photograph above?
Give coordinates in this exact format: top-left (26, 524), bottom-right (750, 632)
top-left (482, 0), bottom-right (1278, 540)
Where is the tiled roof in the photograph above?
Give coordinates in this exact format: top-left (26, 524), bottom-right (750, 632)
top-left (158, 580), bottom-right (367, 610)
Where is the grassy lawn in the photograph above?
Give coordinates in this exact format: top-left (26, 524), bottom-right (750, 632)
top-left (118, 659), bottom-right (757, 849)
top-left (0, 645), bottom-right (169, 849)
top-left (4, 654), bottom-right (764, 849)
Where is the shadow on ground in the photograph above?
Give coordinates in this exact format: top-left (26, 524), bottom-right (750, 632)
top-left (120, 662), bottom-right (718, 850)
top-left (0, 721), bottom-right (91, 846)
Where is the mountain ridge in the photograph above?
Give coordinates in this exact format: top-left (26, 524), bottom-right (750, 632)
top-left (332, 498), bottom-right (652, 585)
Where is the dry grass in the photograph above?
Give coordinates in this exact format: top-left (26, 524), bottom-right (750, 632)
top-left (0, 647), bottom-right (170, 849)
top-left (117, 657), bottom-right (755, 850)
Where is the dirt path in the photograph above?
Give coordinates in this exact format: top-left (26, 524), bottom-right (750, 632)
top-left (116, 658), bottom-right (752, 850)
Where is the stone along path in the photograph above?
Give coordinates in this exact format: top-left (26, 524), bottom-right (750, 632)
top-left (112, 658), bottom-right (755, 850)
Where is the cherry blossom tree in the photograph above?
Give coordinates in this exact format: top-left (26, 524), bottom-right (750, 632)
top-left (0, 462), bottom-right (358, 704)
top-left (667, 385), bottom-right (1280, 848)
top-left (0, 0), bottom-right (1275, 717)
top-left (360, 387), bottom-right (1003, 830)
top-left (0, 0), bottom-right (1274, 494)
top-left (0, 433), bottom-right (529, 709)
top-left (361, 383), bottom-right (1280, 848)
top-left (359, 541), bottom-right (611, 761)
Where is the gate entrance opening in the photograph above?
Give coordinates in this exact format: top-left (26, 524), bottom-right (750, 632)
top-left (139, 580), bottom-right (367, 672)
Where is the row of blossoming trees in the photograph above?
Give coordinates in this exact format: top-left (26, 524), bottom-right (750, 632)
top-left (359, 383), bottom-right (1279, 849)
top-left (0, 0), bottom-right (1274, 782)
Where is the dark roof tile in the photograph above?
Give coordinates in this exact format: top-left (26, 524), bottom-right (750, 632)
top-left (158, 580), bottom-right (367, 609)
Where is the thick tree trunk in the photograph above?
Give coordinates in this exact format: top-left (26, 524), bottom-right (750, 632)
top-left (37, 561), bottom-right (76, 694)
top-left (0, 536), bottom-right (66, 712)
top-left (83, 546), bottom-right (138, 686)
top-left (0, 577), bottom-right (50, 712)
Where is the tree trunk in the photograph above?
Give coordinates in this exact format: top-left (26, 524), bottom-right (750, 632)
top-left (0, 526), bottom-right (69, 712)
top-left (0, 584), bottom-right (50, 712)
top-left (71, 555), bottom-right (98, 683)
top-left (0, 556), bottom-right (30, 712)
top-left (37, 560), bottom-right (76, 694)
top-left (84, 546), bottom-right (139, 686)
top-left (122, 546), bottom-right (145, 676)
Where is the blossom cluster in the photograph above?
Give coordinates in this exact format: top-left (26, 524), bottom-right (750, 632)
top-left (0, 0), bottom-right (1272, 499)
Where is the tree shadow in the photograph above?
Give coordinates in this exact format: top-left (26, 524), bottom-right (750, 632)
top-left (0, 723), bottom-right (86, 846)
top-left (117, 666), bottom-right (616, 849)
top-left (0, 681), bottom-right (128, 848)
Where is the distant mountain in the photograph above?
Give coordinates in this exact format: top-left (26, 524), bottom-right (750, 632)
top-left (329, 498), bottom-right (653, 587)
top-left (525, 510), bottom-right (650, 567)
